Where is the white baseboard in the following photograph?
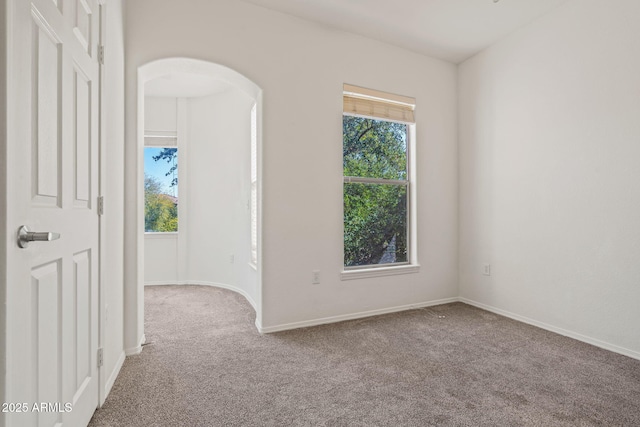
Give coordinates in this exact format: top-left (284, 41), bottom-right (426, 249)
top-left (144, 280), bottom-right (189, 286)
top-left (124, 334), bottom-right (145, 356)
top-left (138, 283), bottom-right (639, 362)
top-left (258, 297), bottom-right (459, 333)
top-left (102, 350), bottom-right (125, 404)
top-left (459, 298), bottom-right (640, 361)
top-left (144, 280), bottom-right (258, 311)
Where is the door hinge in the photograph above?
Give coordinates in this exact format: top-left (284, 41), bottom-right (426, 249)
top-left (98, 196), bottom-right (104, 215)
top-left (97, 348), bottom-right (103, 368)
top-left (98, 45), bottom-right (105, 65)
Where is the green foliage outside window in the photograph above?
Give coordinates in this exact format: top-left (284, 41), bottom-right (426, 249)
top-left (343, 116), bottom-right (409, 267)
top-left (145, 175), bottom-right (178, 232)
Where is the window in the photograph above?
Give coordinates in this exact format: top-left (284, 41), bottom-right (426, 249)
top-left (144, 143), bottom-right (178, 232)
top-left (343, 84), bottom-right (415, 270)
top-left (250, 103), bottom-right (258, 266)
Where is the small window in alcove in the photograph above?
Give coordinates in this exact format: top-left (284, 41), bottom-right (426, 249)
top-left (144, 133), bottom-right (178, 232)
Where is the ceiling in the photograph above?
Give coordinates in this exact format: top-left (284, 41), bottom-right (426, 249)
top-left (239, 0), bottom-right (569, 63)
top-left (145, 73), bottom-right (232, 98)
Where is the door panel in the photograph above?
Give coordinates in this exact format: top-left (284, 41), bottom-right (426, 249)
top-left (32, 16), bottom-right (62, 207)
top-left (32, 260), bottom-right (63, 427)
top-left (73, 249), bottom-right (91, 394)
top-left (73, 0), bottom-right (93, 54)
top-left (6, 0), bottom-right (101, 425)
top-left (74, 67), bottom-right (92, 208)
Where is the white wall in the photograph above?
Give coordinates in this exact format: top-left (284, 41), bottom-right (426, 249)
top-left (143, 91), bottom-right (257, 308)
top-left (458, 0), bottom-right (640, 357)
top-left (186, 89), bottom-right (257, 305)
top-left (125, 0), bottom-right (458, 333)
top-left (101, 0), bottom-right (126, 401)
top-left (144, 233), bottom-right (178, 283)
top-left (145, 96), bottom-right (177, 133)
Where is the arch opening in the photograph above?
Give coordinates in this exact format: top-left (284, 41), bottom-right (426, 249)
top-left (136, 58), bottom-right (263, 332)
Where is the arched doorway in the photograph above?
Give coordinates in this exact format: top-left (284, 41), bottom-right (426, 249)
top-left (129, 58), bottom-right (263, 353)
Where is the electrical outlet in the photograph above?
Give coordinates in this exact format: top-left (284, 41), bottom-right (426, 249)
top-left (230, 254), bottom-right (235, 264)
top-left (483, 263), bottom-right (491, 276)
top-left (312, 270), bottom-right (320, 284)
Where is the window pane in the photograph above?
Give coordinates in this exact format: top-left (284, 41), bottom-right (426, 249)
top-left (343, 116), bottom-right (407, 180)
top-left (344, 182), bottom-right (407, 267)
top-left (250, 181), bottom-right (257, 265)
top-left (144, 147), bottom-right (178, 232)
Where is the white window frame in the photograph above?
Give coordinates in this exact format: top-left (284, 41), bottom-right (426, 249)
top-left (144, 133), bottom-right (179, 234)
top-left (341, 85), bottom-right (420, 280)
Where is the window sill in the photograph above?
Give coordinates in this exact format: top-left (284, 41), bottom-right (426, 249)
top-left (144, 232), bottom-right (178, 239)
top-left (340, 264), bottom-right (420, 281)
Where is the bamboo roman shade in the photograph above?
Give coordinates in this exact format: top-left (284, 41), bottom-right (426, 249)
top-left (343, 84), bottom-right (415, 124)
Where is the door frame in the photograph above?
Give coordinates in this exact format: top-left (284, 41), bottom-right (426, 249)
top-left (97, 0), bottom-right (108, 407)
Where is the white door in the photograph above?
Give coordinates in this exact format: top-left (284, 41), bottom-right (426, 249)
top-left (5, 0), bottom-right (101, 426)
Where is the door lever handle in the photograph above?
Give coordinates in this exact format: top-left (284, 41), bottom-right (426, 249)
top-left (18, 225), bottom-right (61, 248)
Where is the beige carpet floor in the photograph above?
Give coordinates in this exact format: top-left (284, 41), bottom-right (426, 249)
top-left (89, 285), bottom-right (640, 426)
